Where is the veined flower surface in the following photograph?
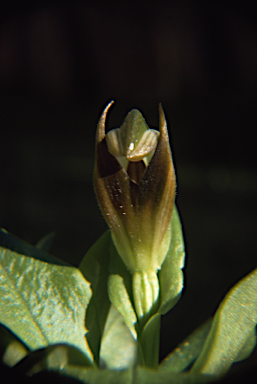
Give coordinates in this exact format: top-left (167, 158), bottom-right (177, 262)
top-left (94, 101), bottom-right (176, 274)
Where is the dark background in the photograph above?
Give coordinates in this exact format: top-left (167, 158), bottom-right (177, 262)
top-left (1, 0), bottom-right (257, 379)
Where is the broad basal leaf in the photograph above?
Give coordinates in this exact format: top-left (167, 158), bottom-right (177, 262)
top-left (79, 231), bottom-right (111, 363)
top-left (61, 366), bottom-right (211, 384)
top-left (0, 228), bottom-right (68, 266)
top-left (159, 319), bottom-right (212, 373)
top-left (191, 268), bottom-right (257, 377)
top-left (13, 344), bottom-right (92, 377)
top-left (99, 305), bottom-right (137, 369)
top-left (234, 326), bottom-right (256, 362)
top-left (134, 367), bottom-right (211, 384)
top-left (0, 324), bottom-right (29, 367)
top-left (63, 366), bottom-right (133, 384)
top-left (35, 232), bottom-right (55, 253)
top-left (0, 247), bottom-right (93, 363)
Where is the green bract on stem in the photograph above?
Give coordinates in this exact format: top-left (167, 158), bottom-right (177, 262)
top-left (94, 101), bottom-right (176, 320)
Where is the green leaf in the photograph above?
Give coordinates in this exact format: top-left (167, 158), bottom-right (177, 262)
top-left (79, 231), bottom-right (111, 364)
top-left (191, 268), bottom-right (257, 377)
top-left (0, 247), bottom-right (93, 363)
top-left (0, 228), bottom-right (68, 266)
top-left (159, 319), bottom-right (212, 373)
top-left (35, 232), bottom-right (55, 253)
top-left (63, 366), bottom-right (134, 384)
top-left (139, 314), bottom-right (161, 369)
top-left (135, 367), bottom-right (211, 384)
top-left (234, 326), bottom-right (256, 362)
top-left (158, 206), bottom-right (185, 315)
top-left (99, 305), bottom-right (137, 369)
top-left (60, 366), bottom-right (211, 384)
top-left (108, 239), bottom-right (137, 339)
top-left (0, 325), bottom-right (29, 367)
top-left (13, 344), bottom-right (92, 377)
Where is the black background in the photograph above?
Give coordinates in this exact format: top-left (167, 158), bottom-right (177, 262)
top-left (1, 0), bottom-right (257, 380)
